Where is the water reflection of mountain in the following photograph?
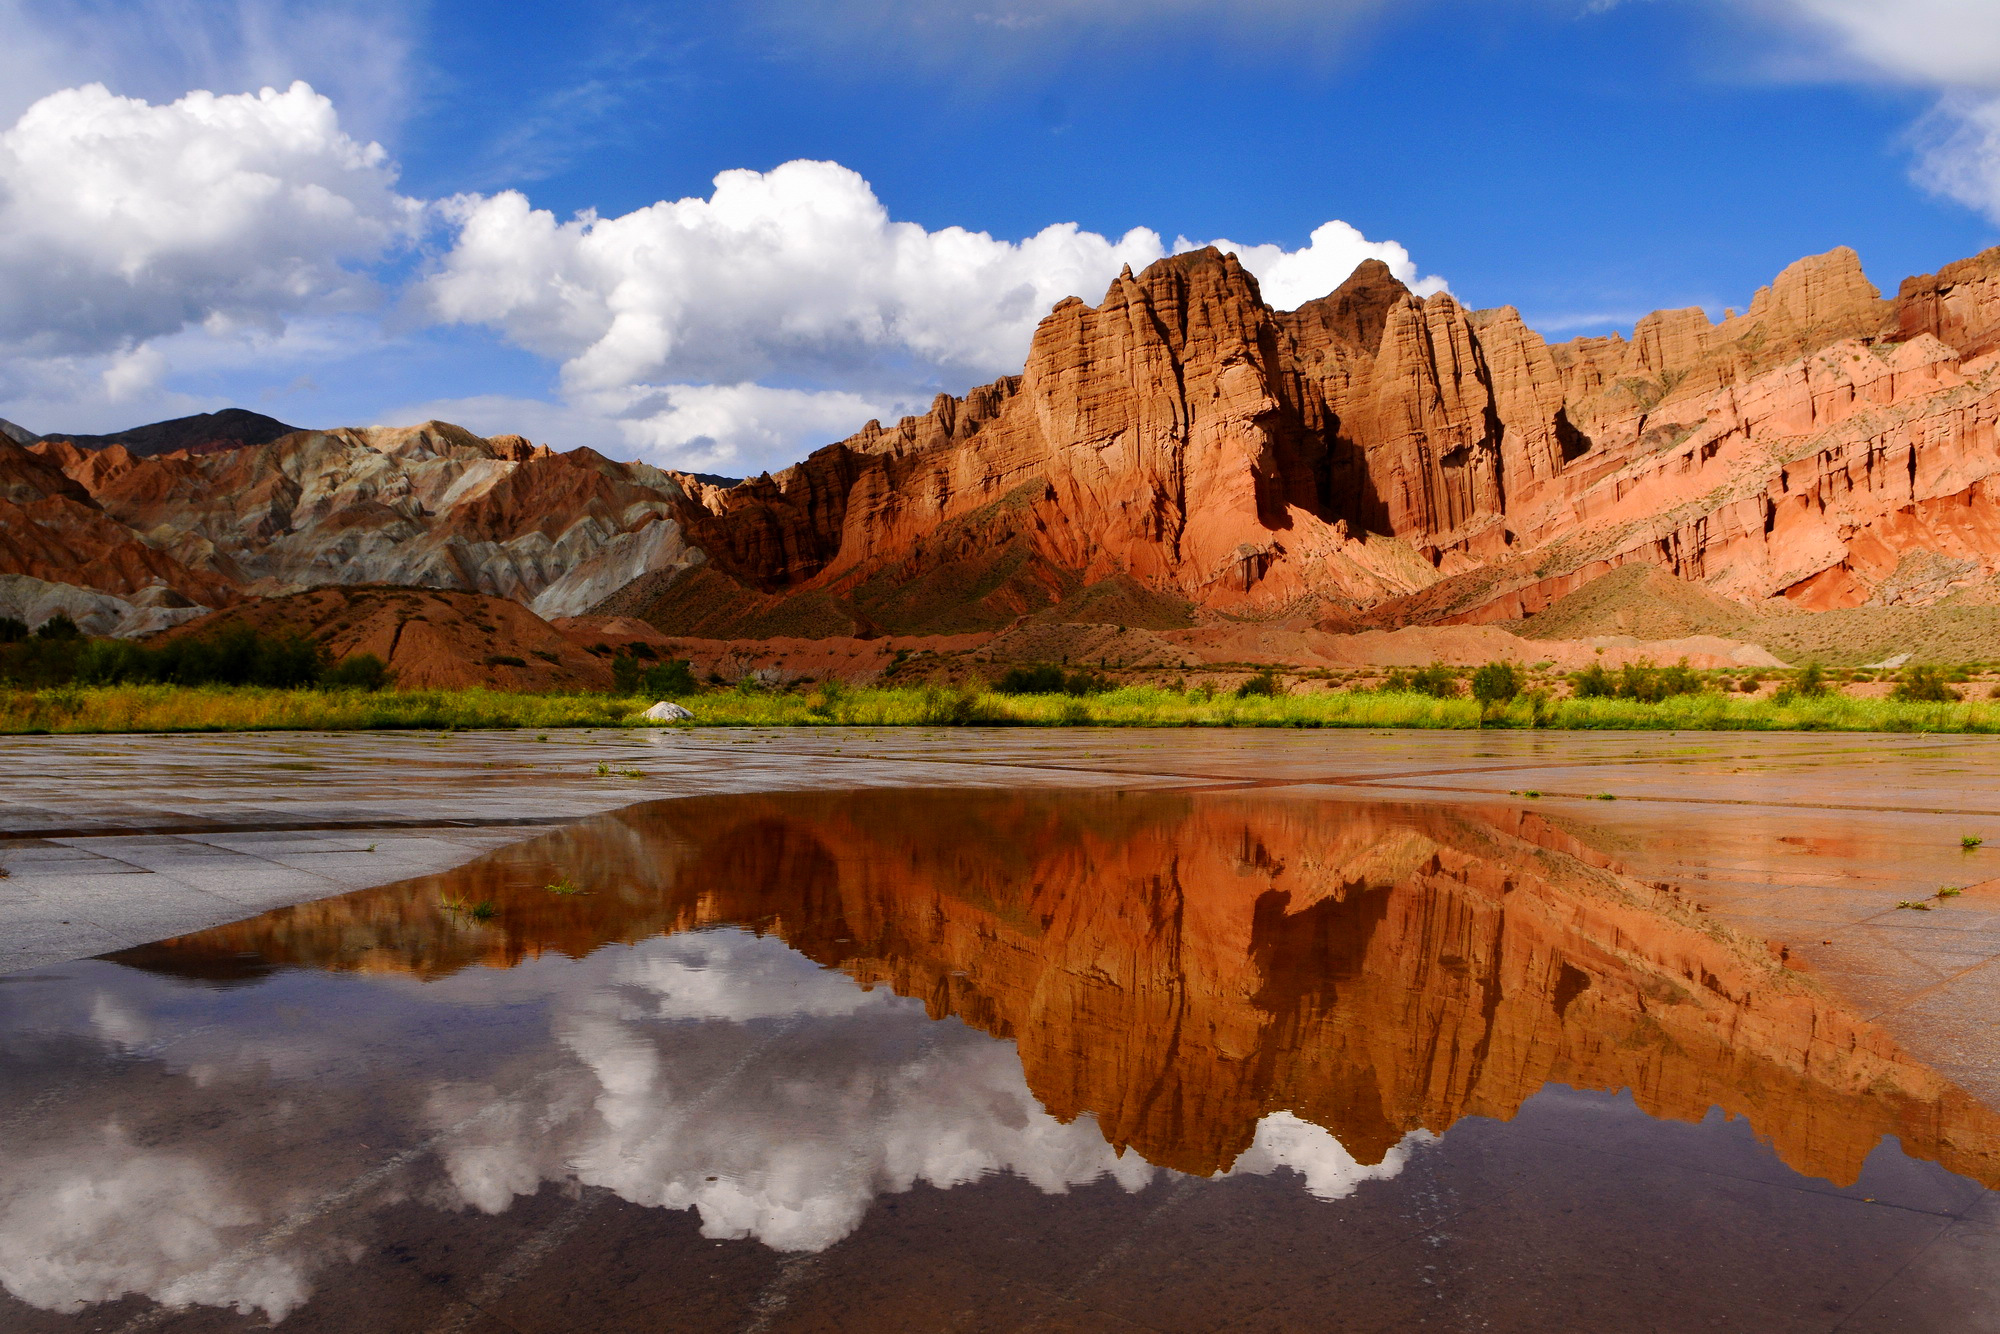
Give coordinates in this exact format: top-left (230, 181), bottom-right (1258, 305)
top-left (112, 789), bottom-right (2000, 1189)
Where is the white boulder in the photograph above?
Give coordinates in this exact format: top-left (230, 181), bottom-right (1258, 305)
top-left (640, 700), bottom-right (694, 722)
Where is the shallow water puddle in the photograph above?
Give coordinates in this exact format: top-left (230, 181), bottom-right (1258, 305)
top-left (4, 788), bottom-right (1999, 1332)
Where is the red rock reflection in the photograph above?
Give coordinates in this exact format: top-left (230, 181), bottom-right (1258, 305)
top-left (112, 789), bottom-right (2000, 1189)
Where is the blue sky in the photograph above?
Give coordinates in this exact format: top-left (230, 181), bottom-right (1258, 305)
top-left (2, 0), bottom-right (1998, 473)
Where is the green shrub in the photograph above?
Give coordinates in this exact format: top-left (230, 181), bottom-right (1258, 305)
top-left (995, 664), bottom-right (1110, 696)
top-left (33, 613), bottom-right (80, 641)
top-left (1, 622), bottom-right (330, 690)
top-left (323, 653), bottom-right (390, 690)
top-left (920, 680), bottom-right (995, 724)
top-left (155, 624), bottom-right (323, 687)
top-left (1794, 663), bottom-right (1829, 697)
top-left (1892, 665), bottom-right (1963, 703)
top-left (1571, 663), bottom-right (1615, 698)
top-left (0, 616), bottom-right (25, 644)
top-left (1236, 669), bottom-right (1280, 698)
top-left (611, 652), bottom-right (643, 694)
top-left (611, 652), bottom-right (696, 696)
top-left (1470, 661), bottom-right (1522, 703)
top-left (1615, 659), bottom-right (1704, 703)
top-left (997, 663), bottom-right (1066, 694)
top-left (1384, 664), bottom-right (1459, 698)
top-left (643, 658), bottom-right (698, 696)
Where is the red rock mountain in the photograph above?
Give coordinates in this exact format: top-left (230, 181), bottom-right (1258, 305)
top-left (647, 243), bottom-right (2000, 634)
top-left (13, 241), bottom-right (2000, 642)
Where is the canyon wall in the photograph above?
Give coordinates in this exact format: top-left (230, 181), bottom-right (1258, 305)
top-left (14, 242), bottom-right (2000, 636)
top-left (621, 243), bottom-right (2000, 633)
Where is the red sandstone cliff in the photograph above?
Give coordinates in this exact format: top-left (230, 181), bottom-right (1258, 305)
top-left (16, 243), bottom-right (2000, 637)
top-left (617, 243), bottom-right (2000, 635)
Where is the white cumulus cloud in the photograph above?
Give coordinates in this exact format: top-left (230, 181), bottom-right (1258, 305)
top-left (0, 78), bottom-right (1440, 470)
top-left (0, 79), bottom-right (424, 431)
top-left (1182, 220), bottom-right (1448, 310)
top-left (418, 158), bottom-right (1440, 469)
top-left (0, 81), bottom-right (421, 359)
top-left (420, 160), bottom-right (1169, 391)
top-left (0, 0), bottom-right (416, 137)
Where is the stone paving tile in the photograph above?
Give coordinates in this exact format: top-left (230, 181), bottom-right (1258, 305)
top-left (0, 915), bottom-right (132, 972)
top-left (9, 726), bottom-right (2000, 1117)
top-left (1841, 1219), bottom-right (2000, 1333)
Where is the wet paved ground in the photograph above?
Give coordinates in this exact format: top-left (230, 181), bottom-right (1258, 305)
top-left (10, 727), bottom-right (2000, 1091)
top-left (8, 728), bottom-right (2000, 1331)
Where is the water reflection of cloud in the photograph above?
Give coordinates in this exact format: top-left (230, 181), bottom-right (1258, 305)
top-left (0, 1130), bottom-right (309, 1320)
top-left (1228, 1112), bottom-right (1429, 1201)
top-left (431, 930), bottom-right (1421, 1253)
top-left (0, 929), bottom-right (1422, 1320)
top-left (612, 928), bottom-right (901, 1022)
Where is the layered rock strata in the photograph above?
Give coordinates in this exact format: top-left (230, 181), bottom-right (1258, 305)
top-left (16, 422), bottom-right (705, 625)
top-left (615, 243), bottom-right (2000, 633)
top-left (15, 243), bottom-right (2000, 637)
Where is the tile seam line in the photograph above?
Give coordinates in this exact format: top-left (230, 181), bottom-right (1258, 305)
top-left (745, 750), bottom-right (2000, 817)
top-left (1827, 1217), bottom-right (1957, 1333)
top-left (652, 742), bottom-right (2000, 814)
top-left (0, 759), bottom-right (1201, 842)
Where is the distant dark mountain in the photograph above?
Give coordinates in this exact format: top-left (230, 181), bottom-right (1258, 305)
top-left (41, 408), bottom-right (303, 457)
top-left (0, 418), bottom-right (39, 446)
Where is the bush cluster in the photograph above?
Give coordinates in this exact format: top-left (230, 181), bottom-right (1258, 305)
top-left (1890, 664), bottom-right (1963, 703)
top-left (1236, 669), bottom-right (1282, 698)
top-left (1571, 659), bottom-right (1705, 702)
top-left (0, 620), bottom-right (389, 691)
top-left (1382, 664), bottom-right (1461, 698)
top-left (612, 653), bottom-right (698, 696)
top-left (994, 664), bottom-right (1112, 695)
top-left (1470, 662), bottom-right (1522, 703)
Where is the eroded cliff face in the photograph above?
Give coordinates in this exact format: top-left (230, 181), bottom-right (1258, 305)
top-left (17, 243), bottom-right (2000, 632)
top-left (18, 422), bottom-right (704, 616)
top-left (632, 242), bottom-right (2000, 632)
top-left (117, 789), bottom-right (2000, 1192)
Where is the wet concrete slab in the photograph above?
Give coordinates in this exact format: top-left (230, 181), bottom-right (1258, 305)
top-left (13, 727), bottom-right (2000, 1040)
top-left (6, 784), bottom-right (2000, 1332)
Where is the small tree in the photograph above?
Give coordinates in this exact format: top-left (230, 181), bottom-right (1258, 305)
top-left (32, 613), bottom-right (80, 641)
top-left (611, 652), bottom-right (643, 694)
top-left (1794, 662), bottom-right (1829, 697)
top-left (0, 616), bottom-right (26, 644)
top-left (1571, 663), bottom-right (1615, 699)
top-left (1409, 664), bottom-right (1461, 699)
top-left (641, 658), bottom-right (698, 696)
top-left (1892, 664), bottom-right (1962, 703)
top-left (1470, 661), bottom-right (1522, 703)
top-left (996, 664), bottom-right (1067, 694)
top-left (324, 653), bottom-right (390, 690)
top-left (1236, 669), bottom-right (1280, 698)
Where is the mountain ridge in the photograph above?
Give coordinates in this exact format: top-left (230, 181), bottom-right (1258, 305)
top-left (8, 240), bottom-right (2000, 665)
